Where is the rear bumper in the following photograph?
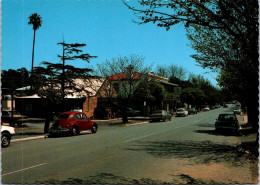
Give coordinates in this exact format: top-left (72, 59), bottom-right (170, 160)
top-left (49, 127), bottom-right (70, 134)
top-left (215, 125), bottom-right (239, 131)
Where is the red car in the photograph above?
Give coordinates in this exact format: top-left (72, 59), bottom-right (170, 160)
top-left (49, 112), bottom-right (98, 136)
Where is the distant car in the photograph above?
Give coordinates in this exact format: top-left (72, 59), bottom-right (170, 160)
top-left (188, 108), bottom-right (198, 115)
top-left (233, 108), bottom-right (242, 115)
top-left (176, 108), bottom-right (188, 117)
top-left (49, 112), bottom-right (98, 136)
top-left (203, 107), bottom-right (210, 111)
top-left (1, 110), bottom-right (28, 126)
top-left (215, 113), bottom-right (239, 131)
top-left (149, 110), bottom-right (172, 122)
top-left (223, 104), bottom-right (228, 108)
top-left (1, 125), bottom-right (16, 147)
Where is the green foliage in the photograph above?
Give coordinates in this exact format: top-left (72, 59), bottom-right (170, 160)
top-left (28, 13), bottom-right (42, 31)
top-left (180, 87), bottom-right (205, 107)
top-left (1, 68), bottom-right (30, 89)
top-left (34, 41), bottom-right (96, 109)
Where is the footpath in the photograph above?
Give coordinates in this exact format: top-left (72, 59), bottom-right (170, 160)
top-left (10, 117), bottom-right (150, 143)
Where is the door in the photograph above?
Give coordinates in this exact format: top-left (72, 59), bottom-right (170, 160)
top-left (80, 113), bottom-right (90, 130)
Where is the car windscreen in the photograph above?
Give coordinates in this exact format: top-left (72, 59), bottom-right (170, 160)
top-left (218, 114), bottom-right (236, 121)
top-left (58, 114), bottom-right (70, 119)
top-left (177, 109), bottom-right (184, 112)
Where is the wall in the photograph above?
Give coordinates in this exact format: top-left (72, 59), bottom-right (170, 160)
top-left (83, 96), bottom-right (98, 118)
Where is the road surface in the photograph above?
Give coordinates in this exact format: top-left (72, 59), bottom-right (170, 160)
top-left (1, 105), bottom-right (258, 184)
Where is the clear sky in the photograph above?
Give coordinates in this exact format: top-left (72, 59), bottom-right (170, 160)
top-left (1, 0), bottom-right (219, 87)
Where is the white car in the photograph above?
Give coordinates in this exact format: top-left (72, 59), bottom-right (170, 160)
top-left (203, 107), bottom-right (210, 111)
top-left (1, 125), bottom-right (16, 147)
top-left (176, 108), bottom-right (188, 117)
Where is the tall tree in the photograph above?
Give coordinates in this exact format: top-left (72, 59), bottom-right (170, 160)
top-left (28, 13), bottom-right (42, 77)
top-left (95, 55), bottom-right (151, 123)
top-left (34, 40), bottom-right (97, 133)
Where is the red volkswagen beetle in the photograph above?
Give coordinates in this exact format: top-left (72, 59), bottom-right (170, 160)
top-left (49, 112), bottom-right (98, 136)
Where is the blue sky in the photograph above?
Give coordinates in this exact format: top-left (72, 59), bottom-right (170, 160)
top-left (2, 0), bottom-right (218, 87)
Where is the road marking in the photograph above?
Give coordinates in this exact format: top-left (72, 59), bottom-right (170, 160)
top-left (123, 132), bottom-right (159, 143)
top-left (2, 163), bottom-right (47, 177)
top-left (12, 136), bottom-right (47, 142)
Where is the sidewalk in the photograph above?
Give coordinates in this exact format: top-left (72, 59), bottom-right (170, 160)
top-left (11, 117), bottom-right (150, 142)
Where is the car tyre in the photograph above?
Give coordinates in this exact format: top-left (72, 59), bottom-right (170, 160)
top-left (71, 126), bottom-right (79, 136)
top-left (1, 132), bottom-right (11, 148)
top-left (91, 124), bottom-right (98, 133)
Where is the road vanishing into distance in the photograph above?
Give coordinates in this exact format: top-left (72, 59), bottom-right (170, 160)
top-left (2, 105), bottom-right (258, 184)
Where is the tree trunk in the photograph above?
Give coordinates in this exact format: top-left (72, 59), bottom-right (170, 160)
top-left (31, 29), bottom-right (36, 76)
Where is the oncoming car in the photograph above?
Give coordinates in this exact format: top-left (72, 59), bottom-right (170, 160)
top-left (176, 108), bottom-right (188, 117)
top-left (49, 112), bottom-right (98, 136)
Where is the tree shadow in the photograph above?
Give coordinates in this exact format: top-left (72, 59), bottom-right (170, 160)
top-left (34, 172), bottom-right (170, 184)
top-left (126, 140), bottom-right (250, 166)
top-left (194, 128), bottom-right (256, 137)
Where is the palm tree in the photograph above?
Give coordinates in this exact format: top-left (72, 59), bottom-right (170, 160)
top-left (28, 13), bottom-right (42, 77)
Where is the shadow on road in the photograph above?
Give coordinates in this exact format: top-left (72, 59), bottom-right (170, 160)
top-left (126, 140), bottom-right (252, 165)
top-left (194, 128), bottom-right (256, 137)
top-left (47, 132), bottom-right (92, 138)
top-left (34, 172), bottom-right (170, 184)
top-left (34, 172), bottom-right (224, 184)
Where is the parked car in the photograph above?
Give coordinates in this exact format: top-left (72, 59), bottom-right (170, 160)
top-left (149, 110), bottom-right (172, 122)
top-left (203, 107), bottom-right (210, 111)
top-left (176, 108), bottom-right (188, 117)
top-left (215, 113), bottom-right (239, 131)
top-left (188, 108), bottom-right (198, 115)
top-left (1, 110), bottom-right (28, 126)
top-left (1, 125), bottom-right (16, 147)
top-left (233, 108), bottom-right (242, 115)
top-left (49, 111), bottom-right (98, 136)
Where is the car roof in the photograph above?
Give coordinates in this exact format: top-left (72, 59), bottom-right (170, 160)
top-left (219, 112), bottom-right (235, 115)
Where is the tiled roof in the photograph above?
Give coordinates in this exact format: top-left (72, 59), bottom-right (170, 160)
top-left (108, 72), bottom-right (141, 80)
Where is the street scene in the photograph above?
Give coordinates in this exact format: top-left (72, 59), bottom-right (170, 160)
top-left (1, 0), bottom-right (259, 184)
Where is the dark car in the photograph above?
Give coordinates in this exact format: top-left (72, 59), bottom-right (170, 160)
top-left (188, 108), bottom-right (198, 115)
top-left (215, 113), bottom-right (239, 131)
top-left (49, 111), bottom-right (98, 136)
top-left (149, 110), bottom-right (172, 122)
top-left (1, 110), bottom-right (28, 126)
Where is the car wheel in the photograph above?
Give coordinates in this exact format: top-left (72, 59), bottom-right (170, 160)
top-left (1, 132), bottom-right (11, 148)
top-left (91, 124), bottom-right (98, 133)
top-left (71, 126), bottom-right (78, 136)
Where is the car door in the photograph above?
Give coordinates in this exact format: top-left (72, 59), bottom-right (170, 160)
top-left (81, 113), bottom-right (90, 130)
top-left (74, 113), bottom-right (82, 130)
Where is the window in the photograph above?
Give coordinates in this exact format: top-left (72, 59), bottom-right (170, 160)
top-left (81, 113), bottom-right (87, 119)
top-left (74, 114), bottom-right (81, 120)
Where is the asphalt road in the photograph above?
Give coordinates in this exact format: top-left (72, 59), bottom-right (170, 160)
top-left (1, 105), bottom-right (257, 184)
